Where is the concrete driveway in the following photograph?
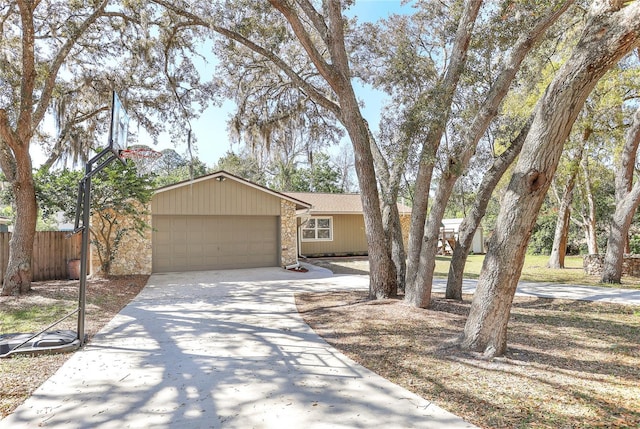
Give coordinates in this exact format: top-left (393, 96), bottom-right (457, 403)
top-left (0, 266), bottom-right (476, 429)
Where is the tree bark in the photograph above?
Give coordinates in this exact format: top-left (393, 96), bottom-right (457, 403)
top-left (547, 184), bottom-right (573, 269)
top-left (601, 184), bottom-right (640, 283)
top-left (341, 102), bottom-right (398, 298)
top-left (461, 2), bottom-right (640, 358)
top-left (446, 118), bottom-right (531, 300)
top-left (0, 151), bottom-right (37, 296)
top-left (601, 105), bottom-right (640, 283)
top-left (370, 127), bottom-right (407, 290)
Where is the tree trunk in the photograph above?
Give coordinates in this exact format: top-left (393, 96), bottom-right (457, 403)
top-left (547, 190), bottom-right (572, 269)
top-left (383, 202), bottom-right (406, 291)
top-left (343, 111), bottom-right (398, 299)
top-left (323, 2), bottom-right (397, 298)
top-left (446, 118), bottom-right (530, 300)
top-left (461, 2), bottom-right (640, 358)
top-left (370, 126), bottom-right (407, 290)
top-left (601, 185), bottom-right (640, 283)
top-left (1, 176), bottom-right (37, 295)
top-left (579, 156), bottom-right (599, 254)
top-left (406, 1), bottom-right (571, 307)
top-left (601, 105), bottom-right (640, 283)
top-left (548, 147), bottom-right (582, 268)
top-left (404, 0), bottom-right (483, 296)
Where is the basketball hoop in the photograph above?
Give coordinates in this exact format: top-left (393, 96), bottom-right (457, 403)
top-left (119, 147), bottom-right (163, 176)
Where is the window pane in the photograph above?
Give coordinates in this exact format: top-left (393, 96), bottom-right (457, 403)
top-left (317, 219), bottom-right (330, 228)
top-left (303, 230), bottom-right (316, 239)
top-left (307, 219), bottom-right (316, 228)
top-left (318, 229), bottom-right (330, 239)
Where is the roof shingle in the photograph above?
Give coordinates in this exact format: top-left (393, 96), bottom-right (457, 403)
top-left (284, 192), bottom-right (412, 215)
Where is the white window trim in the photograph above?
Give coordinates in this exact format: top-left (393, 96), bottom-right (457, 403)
top-left (302, 216), bottom-right (333, 242)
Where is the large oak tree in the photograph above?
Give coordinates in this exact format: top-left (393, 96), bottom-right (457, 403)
top-left (461, 0), bottom-right (640, 357)
top-left (0, 0), bottom-right (213, 295)
top-left (155, 0), bottom-right (399, 298)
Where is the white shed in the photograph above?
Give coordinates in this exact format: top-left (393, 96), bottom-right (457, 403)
top-left (441, 218), bottom-right (485, 254)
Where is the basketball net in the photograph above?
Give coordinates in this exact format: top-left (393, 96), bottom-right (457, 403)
top-left (119, 148), bottom-right (163, 176)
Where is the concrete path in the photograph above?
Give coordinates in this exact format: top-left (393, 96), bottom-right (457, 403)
top-left (0, 266), bottom-right (476, 429)
top-left (432, 278), bottom-right (640, 306)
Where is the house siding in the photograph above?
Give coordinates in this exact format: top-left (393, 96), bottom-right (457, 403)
top-left (300, 214), bottom-right (368, 257)
top-left (152, 178), bottom-right (281, 216)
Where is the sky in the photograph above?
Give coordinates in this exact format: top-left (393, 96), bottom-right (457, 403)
top-left (30, 1), bottom-right (413, 169)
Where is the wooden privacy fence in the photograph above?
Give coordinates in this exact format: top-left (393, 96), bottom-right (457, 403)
top-left (0, 231), bottom-right (83, 282)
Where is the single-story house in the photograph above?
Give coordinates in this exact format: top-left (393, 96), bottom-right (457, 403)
top-left (107, 172), bottom-right (482, 275)
top-left (149, 171), bottom-right (310, 273)
top-left (284, 192), bottom-right (412, 258)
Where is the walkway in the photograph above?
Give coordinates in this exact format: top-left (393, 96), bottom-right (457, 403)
top-left (434, 278), bottom-right (640, 305)
top-left (0, 267), bottom-right (476, 429)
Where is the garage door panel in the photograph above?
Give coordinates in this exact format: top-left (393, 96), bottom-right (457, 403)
top-left (153, 215), bottom-right (279, 272)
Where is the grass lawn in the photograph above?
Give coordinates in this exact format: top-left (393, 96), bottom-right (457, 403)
top-left (438, 254), bottom-right (639, 288)
top-left (313, 254), bottom-right (640, 288)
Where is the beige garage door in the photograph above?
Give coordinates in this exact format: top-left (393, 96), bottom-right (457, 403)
top-left (152, 215), bottom-right (279, 273)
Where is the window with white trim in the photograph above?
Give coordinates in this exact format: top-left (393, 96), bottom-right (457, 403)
top-left (302, 216), bottom-right (333, 241)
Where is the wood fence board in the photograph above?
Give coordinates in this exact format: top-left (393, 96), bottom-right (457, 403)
top-left (0, 232), bottom-right (82, 282)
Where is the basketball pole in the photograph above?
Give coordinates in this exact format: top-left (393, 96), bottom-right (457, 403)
top-left (74, 148), bottom-right (121, 346)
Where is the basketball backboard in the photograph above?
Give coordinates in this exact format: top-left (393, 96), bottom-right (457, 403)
top-left (108, 91), bottom-right (129, 161)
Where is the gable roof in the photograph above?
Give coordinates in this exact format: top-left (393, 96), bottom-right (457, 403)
top-left (154, 171), bottom-right (312, 210)
top-left (284, 192), bottom-right (412, 215)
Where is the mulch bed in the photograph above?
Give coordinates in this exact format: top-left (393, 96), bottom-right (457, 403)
top-left (295, 291), bottom-right (640, 429)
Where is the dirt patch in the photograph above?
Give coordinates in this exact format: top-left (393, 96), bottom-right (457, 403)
top-left (0, 275), bottom-right (148, 417)
top-left (296, 291), bottom-right (640, 429)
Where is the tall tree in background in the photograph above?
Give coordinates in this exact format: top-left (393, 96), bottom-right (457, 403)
top-left (577, 154), bottom-right (601, 254)
top-left (214, 150), bottom-right (265, 185)
top-left (547, 142), bottom-right (585, 269)
top-left (462, 1), bottom-right (640, 357)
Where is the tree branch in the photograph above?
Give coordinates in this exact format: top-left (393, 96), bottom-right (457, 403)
top-left (151, 0), bottom-right (341, 117)
top-left (269, 0), bottom-right (343, 93)
top-left (296, 0), bottom-right (330, 45)
top-left (31, 0), bottom-right (109, 129)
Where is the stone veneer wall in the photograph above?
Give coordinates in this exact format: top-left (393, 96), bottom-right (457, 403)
top-left (281, 199), bottom-right (298, 267)
top-left (583, 254), bottom-right (640, 277)
top-left (90, 202), bottom-right (152, 276)
top-left (399, 214), bottom-right (411, 251)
